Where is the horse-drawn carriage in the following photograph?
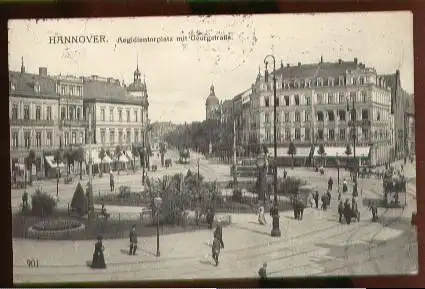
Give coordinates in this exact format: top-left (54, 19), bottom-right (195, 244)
top-left (383, 172), bottom-right (407, 208)
top-left (179, 148), bottom-right (190, 164)
top-left (291, 185), bottom-right (316, 220)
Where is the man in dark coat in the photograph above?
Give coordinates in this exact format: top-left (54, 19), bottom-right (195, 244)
top-left (22, 191), bottom-right (28, 208)
top-left (313, 191), bottom-right (319, 209)
top-left (328, 177), bottom-right (333, 191)
top-left (129, 225), bottom-right (138, 255)
top-left (344, 199), bottom-right (352, 225)
top-left (206, 209), bottom-right (214, 229)
top-left (258, 262), bottom-right (267, 280)
top-left (352, 181), bottom-right (358, 197)
top-left (326, 190), bottom-right (332, 207)
top-left (293, 197), bottom-right (299, 219)
top-left (214, 222), bottom-right (224, 249)
top-left (370, 202), bottom-right (378, 222)
top-left (297, 199), bottom-right (305, 220)
top-left (321, 194), bottom-right (328, 211)
top-left (212, 236), bottom-right (221, 266)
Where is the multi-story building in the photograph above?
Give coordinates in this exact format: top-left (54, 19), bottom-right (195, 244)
top-left (242, 57), bottom-right (395, 166)
top-left (9, 60), bottom-right (60, 174)
top-left (406, 94), bottom-right (415, 156)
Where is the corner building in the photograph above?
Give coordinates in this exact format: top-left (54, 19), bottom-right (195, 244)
top-left (247, 57), bottom-right (394, 166)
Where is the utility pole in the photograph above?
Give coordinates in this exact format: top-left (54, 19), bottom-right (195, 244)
top-left (88, 105), bottom-right (94, 215)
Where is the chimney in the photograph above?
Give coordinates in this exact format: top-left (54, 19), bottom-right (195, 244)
top-left (320, 56), bottom-right (323, 63)
top-left (298, 62), bottom-right (301, 67)
top-left (39, 67), bottom-right (47, 76)
top-left (354, 57), bottom-right (358, 64)
top-left (287, 64), bottom-right (290, 68)
top-left (338, 59), bottom-right (342, 64)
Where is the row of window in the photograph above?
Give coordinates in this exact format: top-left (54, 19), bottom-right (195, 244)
top-left (99, 129), bottom-right (143, 145)
top-left (100, 107), bottom-right (144, 123)
top-left (60, 105), bottom-right (83, 121)
top-left (260, 74), bottom-right (379, 91)
top-left (264, 127), bottom-right (390, 142)
top-left (11, 104), bottom-right (53, 121)
top-left (58, 84), bottom-right (83, 97)
top-left (11, 130), bottom-right (86, 149)
top-left (263, 91), bottom-right (368, 107)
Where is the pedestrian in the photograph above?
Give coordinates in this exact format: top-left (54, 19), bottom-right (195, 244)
top-left (129, 225), bottom-right (138, 256)
top-left (214, 222), bottom-right (224, 249)
top-left (297, 198), bottom-right (305, 220)
top-left (22, 191), bottom-right (28, 208)
top-left (211, 236), bottom-right (221, 266)
top-left (258, 205), bottom-right (266, 225)
top-left (342, 180), bottom-right (348, 194)
top-left (344, 199), bottom-right (351, 225)
top-left (283, 169), bottom-right (287, 179)
top-left (258, 262), bottom-right (267, 280)
top-left (352, 181), bottom-right (358, 197)
top-left (338, 200), bottom-right (344, 223)
top-left (328, 177), bottom-right (333, 191)
top-left (293, 197), bottom-right (299, 219)
top-left (109, 172), bottom-right (115, 192)
top-left (321, 194), bottom-right (327, 211)
top-left (326, 190), bottom-right (332, 207)
top-left (314, 191), bottom-right (319, 209)
top-left (370, 202), bottom-right (378, 222)
top-left (91, 235), bottom-right (106, 269)
top-left (206, 208), bottom-right (214, 229)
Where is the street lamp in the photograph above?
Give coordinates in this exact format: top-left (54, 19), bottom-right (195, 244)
top-left (346, 96), bottom-right (358, 194)
top-left (256, 150), bottom-right (267, 203)
top-left (336, 152), bottom-right (340, 191)
top-left (153, 196), bottom-right (162, 257)
top-left (264, 54), bottom-right (281, 237)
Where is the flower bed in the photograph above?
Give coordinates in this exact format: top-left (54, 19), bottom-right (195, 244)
top-left (32, 218), bottom-right (82, 231)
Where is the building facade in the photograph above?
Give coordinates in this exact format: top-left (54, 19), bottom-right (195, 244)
top-left (205, 84), bottom-right (221, 121)
top-left (240, 57), bottom-right (396, 166)
top-left (9, 61), bottom-right (60, 173)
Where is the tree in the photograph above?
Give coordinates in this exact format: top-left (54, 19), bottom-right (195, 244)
top-left (31, 188), bottom-right (57, 216)
top-left (159, 142), bottom-right (167, 167)
top-left (53, 148), bottom-right (63, 197)
top-left (74, 146), bottom-right (85, 181)
top-left (26, 150), bottom-right (36, 185)
top-left (287, 141), bottom-right (297, 169)
top-left (71, 182), bottom-right (88, 216)
top-left (317, 144), bottom-right (326, 167)
top-left (99, 147), bottom-right (106, 177)
top-left (115, 145), bottom-right (122, 175)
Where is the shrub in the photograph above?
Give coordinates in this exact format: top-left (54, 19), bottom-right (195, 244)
top-left (71, 182), bottom-right (88, 216)
top-left (118, 186), bottom-right (131, 198)
top-left (31, 189), bottom-right (57, 216)
top-left (276, 177), bottom-right (306, 195)
top-left (232, 189), bottom-right (242, 202)
top-left (33, 219), bottom-right (82, 231)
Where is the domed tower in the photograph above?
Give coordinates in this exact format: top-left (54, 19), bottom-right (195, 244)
top-left (205, 83), bottom-right (220, 121)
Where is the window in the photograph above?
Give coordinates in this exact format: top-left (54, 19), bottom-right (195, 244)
top-left (317, 94), bottom-right (323, 104)
top-left (265, 129), bottom-right (270, 142)
top-left (70, 86), bottom-right (74, 96)
top-left (350, 91), bottom-right (356, 100)
top-left (101, 109), bottom-right (105, 121)
top-left (135, 131), bottom-right (139, 143)
top-left (134, 110), bottom-right (138, 122)
top-left (110, 130), bottom-right (115, 144)
top-left (265, 112), bottom-right (270, 124)
top-left (35, 132), bottom-right (42, 147)
top-left (47, 132), bottom-right (52, 147)
top-left (285, 128), bottom-right (291, 140)
top-left (377, 111), bottom-right (381, 121)
top-left (65, 132), bottom-right (69, 146)
top-left (339, 93), bottom-right (345, 103)
top-left (127, 130), bottom-right (131, 143)
top-left (294, 95), bottom-right (300, 106)
top-left (328, 93), bottom-right (334, 104)
top-left (118, 131), bottom-right (123, 144)
top-left (69, 106), bottom-right (74, 120)
top-left (284, 112), bottom-right (290, 122)
top-left (295, 112), bottom-right (301, 122)
top-left (350, 109), bottom-right (357, 121)
top-left (353, 78), bottom-right (358, 85)
top-left (300, 80), bottom-right (305, 88)
top-left (24, 132), bottom-right (31, 148)
top-left (264, 97), bottom-right (270, 107)
top-left (12, 104), bottom-right (18, 120)
top-left (70, 132), bottom-right (75, 144)
top-left (306, 96), bottom-right (311, 105)
top-left (317, 129), bottom-right (324, 140)
top-left (295, 128), bottom-right (301, 140)
top-left (76, 87), bottom-right (81, 96)
top-left (339, 76), bottom-right (344, 86)
top-left (362, 109), bottom-right (369, 120)
top-left (317, 111), bottom-right (324, 121)
top-left (61, 86), bottom-right (66, 95)
top-left (275, 97), bottom-right (279, 107)
top-left (305, 111), bottom-right (310, 121)
top-left (339, 128), bottom-right (346, 140)
top-left (24, 105), bottom-right (30, 120)
top-left (109, 108), bottom-right (114, 121)
top-left (127, 110), bottom-right (130, 122)
top-left (35, 105), bottom-right (41, 120)
top-left (328, 111), bottom-right (335, 121)
top-left (329, 129), bottom-right (335, 140)
top-left (100, 130), bottom-right (105, 144)
top-left (61, 107), bottom-right (66, 120)
top-left (361, 91), bottom-right (367, 102)
top-left (12, 132), bottom-right (18, 148)
top-left (305, 128), bottom-right (310, 141)
top-left (339, 110), bottom-right (346, 121)
top-left (47, 106), bottom-right (52, 120)
top-left (284, 95), bottom-right (290, 106)
top-left (80, 132), bottom-right (84, 144)
top-left (362, 128), bottom-right (369, 140)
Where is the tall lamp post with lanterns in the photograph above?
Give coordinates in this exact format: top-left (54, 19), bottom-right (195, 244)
top-left (154, 196), bottom-right (162, 257)
top-left (347, 95), bottom-right (358, 196)
top-left (264, 54), bottom-right (281, 237)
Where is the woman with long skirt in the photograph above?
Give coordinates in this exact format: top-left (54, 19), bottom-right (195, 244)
top-left (91, 235), bottom-right (106, 269)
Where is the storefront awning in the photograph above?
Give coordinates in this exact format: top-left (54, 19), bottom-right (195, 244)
top-left (45, 156), bottom-right (65, 168)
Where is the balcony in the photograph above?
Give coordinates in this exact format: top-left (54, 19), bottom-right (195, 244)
top-left (60, 119), bottom-right (87, 128)
top-left (10, 119), bottom-right (55, 127)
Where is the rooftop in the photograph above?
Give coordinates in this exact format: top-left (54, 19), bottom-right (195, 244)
top-left (9, 70), bottom-right (57, 99)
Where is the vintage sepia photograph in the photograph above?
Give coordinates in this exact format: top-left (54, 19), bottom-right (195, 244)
top-left (9, 11), bottom-right (417, 284)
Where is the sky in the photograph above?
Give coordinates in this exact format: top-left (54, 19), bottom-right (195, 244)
top-left (8, 11), bottom-right (413, 124)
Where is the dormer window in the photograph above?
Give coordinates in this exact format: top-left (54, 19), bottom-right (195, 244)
top-left (300, 79), bottom-right (305, 88)
top-left (339, 76), bottom-right (344, 86)
top-left (34, 83), bottom-right (40, 93)
top-left (10, 82), bottom-right (15, 91)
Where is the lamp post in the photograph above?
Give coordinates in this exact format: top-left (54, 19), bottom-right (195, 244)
top-left (336, 152), bottom-right (340, 191)
top-left (154, 196), bottom-right (162, 257)
top-left (347, 96), bottom-right (358, 194)
top-left (256, 151), bottom-right (267, 204)
top-left (264, 54), bottom-right (281, 237)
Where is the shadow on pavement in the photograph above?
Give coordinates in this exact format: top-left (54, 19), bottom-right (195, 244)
top-left (199, 259), bottom-right (214, 266)
top-left (119, 248), bottom-right (156, 257)
top-left (232, 224), bottom-right (271, 237)
top-left (85, 260), bottom-right (92, 267)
